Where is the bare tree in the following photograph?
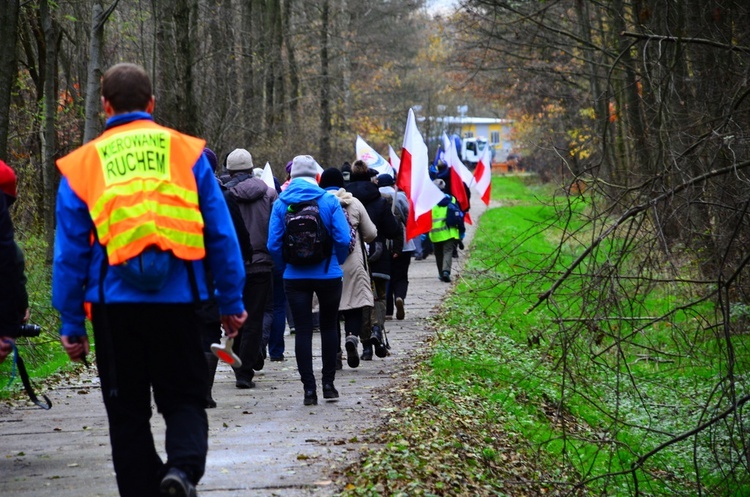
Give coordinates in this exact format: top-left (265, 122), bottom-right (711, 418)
top-left (0, 0), bottom-right (20, 161)
top-left (83, 1), bottom-right (120, 144)
top-left (455, 0), bottom-right (750, 492)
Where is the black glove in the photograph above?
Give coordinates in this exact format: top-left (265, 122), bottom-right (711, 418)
top-left (368, 241), bottom-right (384, 264)
top-left (458, 241), bottom-right (465, 250)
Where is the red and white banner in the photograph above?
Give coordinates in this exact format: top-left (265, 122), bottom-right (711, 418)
top-left (473, 145), bottom-right (492, 205)
top-left (397, 109), bottom-right (444, 239)
top-left (442, 133), bottom-right (472, 224)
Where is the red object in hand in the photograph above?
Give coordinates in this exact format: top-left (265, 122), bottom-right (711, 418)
top-left (211, 337), bottom-right (242, 369)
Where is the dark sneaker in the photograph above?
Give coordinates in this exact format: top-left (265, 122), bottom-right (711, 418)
top-left (253, 355), bottom-right (265, 372)
top-left (345, 335), bottom-right (360, 368)
top-left (235, 377), bottom-right (255, 389)
top-left (269, 356), bottom-right (285, 362)
top-left (304, 389), bottom-right (318, 406)
top-left (371, 326), bottom-right (387, 358)
top-left (441, 271), bottom-right (451, 282)
top-left (323, 383), bottom-right (339, 399)
top-left (160, 467), bottom-right (197, 497)
top-left (361, 349), bottom-right (373, 361)
top-left (395, 297), bottom-right (405, 320)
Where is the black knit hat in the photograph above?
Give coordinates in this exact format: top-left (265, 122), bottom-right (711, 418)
top-left (319, 167), bottom-right (344, 189)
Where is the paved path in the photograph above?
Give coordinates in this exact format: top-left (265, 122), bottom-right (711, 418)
top-left (1, 198), bottom-right (485, 497)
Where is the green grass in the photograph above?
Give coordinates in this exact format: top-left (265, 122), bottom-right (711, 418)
top-left (342, 175), bottom-right (750, 496)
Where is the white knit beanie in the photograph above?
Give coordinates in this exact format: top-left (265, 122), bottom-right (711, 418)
top-left (226, 148), bottom-right (254, 171)
top-left (291, 155), bottom-right (319, 179)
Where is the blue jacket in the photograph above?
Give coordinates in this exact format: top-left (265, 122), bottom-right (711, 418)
top-left (52, 112), bottom-right (246, 337)
top-left (267, 178), bottom-right (351, 280)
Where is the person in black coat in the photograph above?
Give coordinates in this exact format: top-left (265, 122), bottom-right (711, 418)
top-left (345, 160), bottom-right (402, 359)
top-left (0, 160), bottom-right (28, 364)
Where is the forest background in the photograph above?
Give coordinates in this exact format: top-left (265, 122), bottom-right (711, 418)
top-left (1, 0), bottom-right (750, 494)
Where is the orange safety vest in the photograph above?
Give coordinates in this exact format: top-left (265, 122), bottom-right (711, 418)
top-left (57, 120), bottom-right (207, 265)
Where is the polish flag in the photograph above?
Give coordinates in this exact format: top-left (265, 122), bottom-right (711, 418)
top-left (442, 133), bottom-right (475, 188)
top-left (442, 132), bottom-right (472, 224)
top-left (397, 109), bottom-right (444, 240)
top-left (388, 145), bottom-right (400, 176)
top-left (473, 145), bottom-right (492, 205)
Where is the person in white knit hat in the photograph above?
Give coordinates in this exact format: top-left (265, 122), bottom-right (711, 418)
top-left (267, 155), bottom-right (352, 406)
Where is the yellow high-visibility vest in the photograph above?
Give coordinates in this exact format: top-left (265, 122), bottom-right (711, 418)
top-left (57, 120), bottom-right (207, 265)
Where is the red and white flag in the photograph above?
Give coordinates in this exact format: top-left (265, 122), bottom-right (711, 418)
top-left (473, 145), bottom-right (492, 205)
top-left (388, 145), bottom-right (400, 176)
top-left (397, 108), bottom-right (444, 240)
top-left (442, 132), bottom-right (473, 224)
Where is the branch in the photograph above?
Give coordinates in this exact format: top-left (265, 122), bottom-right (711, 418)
top-left (621, 31), bottom-right (750, 54)
top-left (632, 394), bottom-right (750, 470)
top-left (526, 159), bottom-right (750, 313)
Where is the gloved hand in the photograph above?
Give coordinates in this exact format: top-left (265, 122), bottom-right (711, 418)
top-left (458, 241), bottom-right (465, 250)
top-left (368, 241), bottom-right (384, 264)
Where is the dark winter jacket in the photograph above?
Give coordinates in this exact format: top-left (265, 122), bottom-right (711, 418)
top-left (0, 192), bottom-right (26, 336)
top-left (226, 174), bottom-right (278, 274)
top-left (346, 175), bottom-right (401, 279)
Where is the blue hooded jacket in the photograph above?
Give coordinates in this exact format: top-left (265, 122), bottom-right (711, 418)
top-left (267, 178), bottom-right (351, 279)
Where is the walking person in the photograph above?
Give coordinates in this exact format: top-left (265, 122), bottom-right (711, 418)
top-left (0, 161), bottom-right (28, 364)
top-left (195, 147), bottom-right (250, 408)
top-left (267, 155), bottom-right (351, 405)
top-left (377, 173), bottom-right (414, 320)
top-left (221, 148), bottom-right (278, 389)
top-left (52, 63), bottom-right (247, 497)
top-left (346, 160), bottom-right (401, 359)
top-left (429, 179), bottom-right (463, 282)
top-left (319, 167), bottom-right (377, 368)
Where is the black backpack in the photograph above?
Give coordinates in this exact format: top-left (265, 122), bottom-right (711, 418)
top-left (282, 199), bottom-right (332, 265)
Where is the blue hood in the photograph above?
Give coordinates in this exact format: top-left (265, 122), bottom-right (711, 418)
top-left (278, 178), bottom-right (326, 205)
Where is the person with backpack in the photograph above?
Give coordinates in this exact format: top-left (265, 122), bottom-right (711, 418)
top-left (429, 178), bottom-right (465, 283)
top-left (221, 148), bottom-right (278, 389)
top-left (52, 63), bottom-right (247, 497)
top-left (346, 160), bottom-right (402, 360)
top-left (319, 167), bottom-right (378, 368)
top-left (267, 155), bottom-right (351, 406)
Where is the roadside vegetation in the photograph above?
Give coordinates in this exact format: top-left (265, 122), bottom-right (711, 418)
top-left (341, 175), bottom-right (750, 496)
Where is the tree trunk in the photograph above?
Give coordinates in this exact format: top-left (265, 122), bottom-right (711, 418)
top-left (319, 0), bottom-right (331, 165)
top-left (283, 0), bottom-right (299, 124)
top-left (0, 0), bottom-right (20, 161)
top-left (154, 0), bottom-right (198, 136)
top-left (40, 0), bottom-right (59, 263)
top-left (241, 0), bottom-right (256, 146)
top-left (84, 3), bottom-right (104, 144)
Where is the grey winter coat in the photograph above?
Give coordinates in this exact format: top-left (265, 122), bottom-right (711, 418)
top-left (326, 187), bottom-right (377, 311)
top-left (228, 175), bottom-right (278, 274)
